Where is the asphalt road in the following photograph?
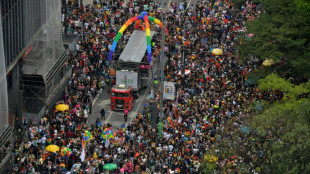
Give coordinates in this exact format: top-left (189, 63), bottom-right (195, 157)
top-left (87, 84), bottom-right (151, 129)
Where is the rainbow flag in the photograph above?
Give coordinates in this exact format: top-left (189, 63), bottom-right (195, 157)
top-left (169, 112), bottom-right (174, 120)
top-left (167, 117), bottom-right (174, 128)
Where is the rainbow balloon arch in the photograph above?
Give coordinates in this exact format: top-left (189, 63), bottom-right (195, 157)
top-left (108, 12), bottom-right (166, 63)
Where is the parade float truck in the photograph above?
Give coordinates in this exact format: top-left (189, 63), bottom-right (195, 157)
top-left (111, 84), bottom-right (133, 111)
top-left (110, 30), bottom-right (157, 102)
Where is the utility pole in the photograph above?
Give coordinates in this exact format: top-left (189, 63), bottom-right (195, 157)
top-left (80, 0), bottom-right (84, 41)
top-left (181, 50), bottom-right (185, 88)
top-left (159, 1), bottom-right (165, 123)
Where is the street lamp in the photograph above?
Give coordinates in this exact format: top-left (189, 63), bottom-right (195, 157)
top-left (158, 1), bottom-right (166, 123)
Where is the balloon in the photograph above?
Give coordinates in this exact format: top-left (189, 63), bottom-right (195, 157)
top-left (125, 20), bottom-right (132, 26)
top-left (147, 45), bottom-right (151, 51)
top-left (148, 16), bottom-right (155, 22)
top-left (108, 52), bottom-right (113, 60)
top-left (112, 41), bottom-right (117, 48)
top-left (146, 30), bottom-right (151, 37)
top-left (119, 26), bottom-right (126, 33)
top-left (135, 20), bottom-right (141, 29)
top-left (131, 16), bottom-right (138, 22)
top-left (141, 11), bottom-right (147, 16)
top-left (108, 13), bottom-right (165, 62)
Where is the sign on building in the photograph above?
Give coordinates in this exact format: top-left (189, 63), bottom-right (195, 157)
top-left (116, 70), bottom-right (138, 89)
top-left (163, 81), bottom-right (175, 100)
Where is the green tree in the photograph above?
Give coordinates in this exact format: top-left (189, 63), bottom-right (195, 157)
top-left (201, 74), bottom-right (310, 173)
top-left (238, 0), bottom-right (310, 78)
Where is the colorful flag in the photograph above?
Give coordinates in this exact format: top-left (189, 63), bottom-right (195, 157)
top-left (80, 138), bottom-right (85, 162)
top-left (167, 117), bottom-right (174, 128)
top-left (105, 134), bottom-right (110, 148)
top-left (158, 121), bottom-right (163, 137)
top-left (169, 112), bottom-right (174, 120)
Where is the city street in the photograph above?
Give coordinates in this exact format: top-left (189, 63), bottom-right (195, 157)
top-left (87, 85), bottom-right (151, 129)
top-left (85, 0), bottom-right (200, 130)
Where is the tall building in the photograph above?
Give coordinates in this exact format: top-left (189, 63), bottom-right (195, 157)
top-left (0, 0), bottom-right (74, 172)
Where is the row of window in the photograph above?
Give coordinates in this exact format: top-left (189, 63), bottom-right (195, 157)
top-left (1, 0), bottom-right (24, 67)
top-left (1, 0), bottom-right (18, 16)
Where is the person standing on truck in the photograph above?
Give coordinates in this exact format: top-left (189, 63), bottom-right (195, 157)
top-left (124, 108), bottom-right (129, 122)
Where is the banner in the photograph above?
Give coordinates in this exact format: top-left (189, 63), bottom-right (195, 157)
top-left (163, 81), bottom-right (175, 100)
top-left (116, 70), bottom-right (138, 89)
top-left (158, 121), bottom-right (163, 138)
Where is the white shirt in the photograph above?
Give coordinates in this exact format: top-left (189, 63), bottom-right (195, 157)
top-left (41, 136), bottom-right (47, 144)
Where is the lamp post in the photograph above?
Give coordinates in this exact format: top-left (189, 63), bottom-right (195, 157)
top-left (159, 1), bottom-right (166, 123)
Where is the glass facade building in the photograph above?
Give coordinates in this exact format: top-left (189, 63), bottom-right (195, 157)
top-left (1, 0), bottom-right (23, 69)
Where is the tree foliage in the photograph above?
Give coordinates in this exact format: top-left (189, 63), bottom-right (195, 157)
top-left (238, 0), bottom-right (310, 77)
top-left (202, 75), bottom-right (310, 173)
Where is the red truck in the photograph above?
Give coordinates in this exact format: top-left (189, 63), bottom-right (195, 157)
top-left (110, 84), bottom-right (133, 111)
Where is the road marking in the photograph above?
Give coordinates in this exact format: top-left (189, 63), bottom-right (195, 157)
top-left (187, 0), bottom-right (193, 9)
top-left (92, 93), bottom-right (99, 105)
top-left (130, 83), bottom-right (152, 122)
top-left (105, 111), bottom-right (113, 124)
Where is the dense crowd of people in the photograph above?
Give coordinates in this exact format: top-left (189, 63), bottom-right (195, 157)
top-left (12, 0), bottom-right (271, 173)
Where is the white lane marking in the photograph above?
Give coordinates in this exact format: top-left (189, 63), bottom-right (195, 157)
top-left (187, 0), bottom-right (193, 9)
top-left (92, 93), bottom-right (99, 105)
top-left (130, 83), bottom-right (152, 122)
top-left (105, 111), bottom-right (113, 124)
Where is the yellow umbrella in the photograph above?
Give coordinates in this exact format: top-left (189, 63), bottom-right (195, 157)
top-left (204, 155), bottom-right (219, 163)
top-left (45, 145), bottom-right (60, 152)
top-left (212, 48), bottom-right (223, 56)
top-left (55, 104), bottom-right (69, 111)
top-left (262, 59), bottom-right (274, 67)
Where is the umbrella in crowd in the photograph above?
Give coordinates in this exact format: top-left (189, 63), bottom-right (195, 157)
top-left (45, 145), bottom-right (60, 152)
top-left (55, 104), bottom-right (69, 111)
top-left (263, 59), bottom-right (274, 67)
top-left (241, 126), bottom-right (251, 134)
top-left (204, 155), bottom-right (219, 163)
top-left (103, 163), bottom-right (117, 170)
top-left (211, 48), bottom-right (223, 56)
